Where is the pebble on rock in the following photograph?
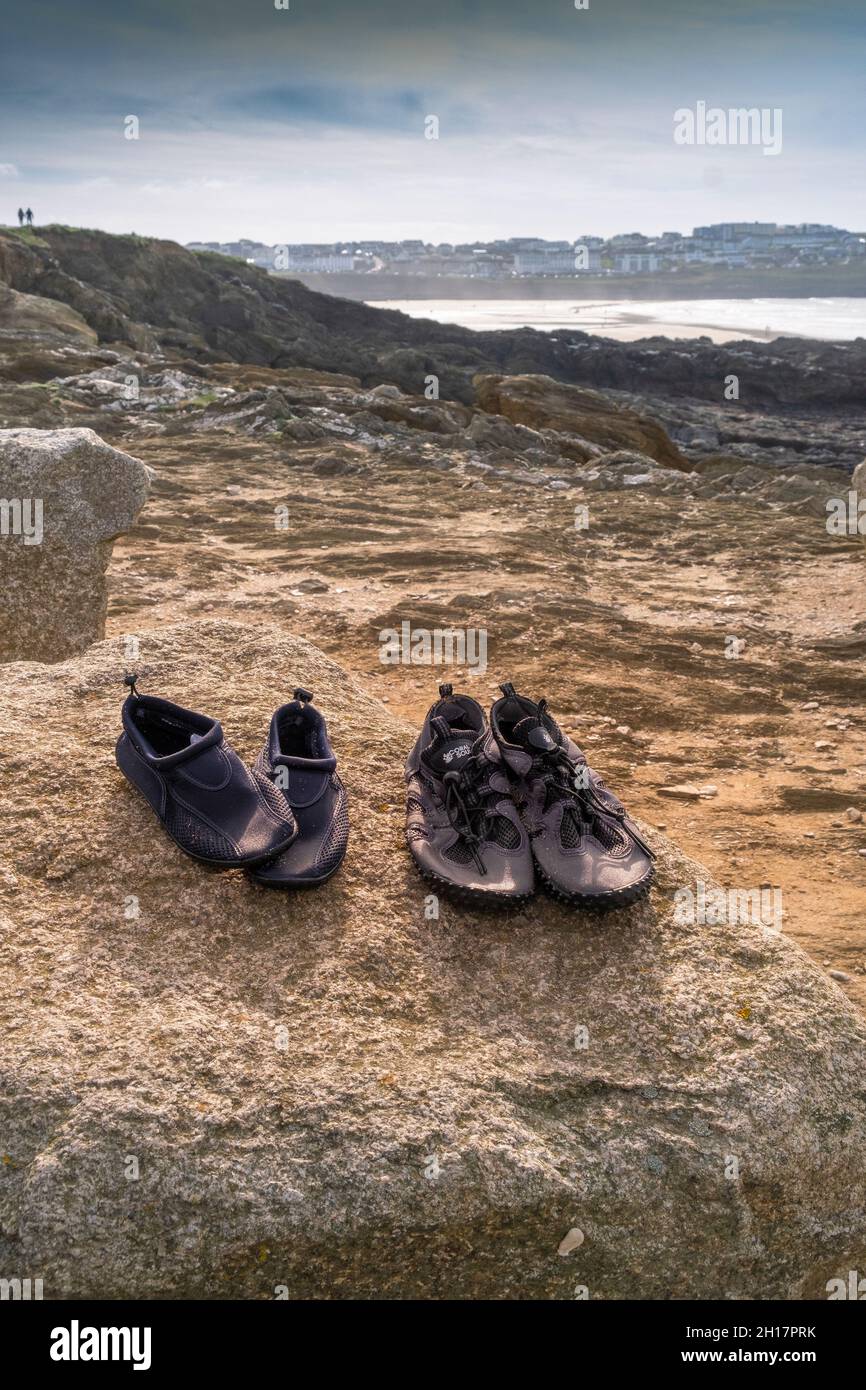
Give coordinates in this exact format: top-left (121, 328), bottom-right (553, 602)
top-left (658, 784), bottom-right (718, 800)
top-left (557, 1228), bottom-right (585, 1256)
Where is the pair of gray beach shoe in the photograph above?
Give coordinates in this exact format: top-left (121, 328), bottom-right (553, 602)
top-left (405, 683), bottom-right (654, 908)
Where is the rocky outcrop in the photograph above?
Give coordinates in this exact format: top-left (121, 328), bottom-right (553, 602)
top-left (1, 619), bottom-right (865, 1299)
top-left (0, 427), bottom-right (153, 662)
top-left (563, 332), bottom-right (866, 409)
top-left (581, 449), bottom-right (837, 513)
top-left (0, 284), bottom-right (97, 349)
top-left (474, 373), bottom-right (689, 469)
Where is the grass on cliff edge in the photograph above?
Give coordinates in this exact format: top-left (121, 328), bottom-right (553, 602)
top-left (1, 224), bottom-right (157, 247)
top-left (0, 225), bottom-right (51, 248)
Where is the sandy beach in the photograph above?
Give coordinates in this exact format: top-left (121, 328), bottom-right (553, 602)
top-left (367, 296), bottom-right (866, 342)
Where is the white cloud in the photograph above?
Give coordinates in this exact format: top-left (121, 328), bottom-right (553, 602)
top-left (0, 163), bottom-right (19, 177)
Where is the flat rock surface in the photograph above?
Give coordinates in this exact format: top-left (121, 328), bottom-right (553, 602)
top-left (1, 620), bottom-right (865, 1299)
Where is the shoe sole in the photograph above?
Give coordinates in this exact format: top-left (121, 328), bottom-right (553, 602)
top-left (536, 862), bottom-right (654, 910)
top-left (248, 858), bottom-right (345, 888)
top-left (411, 859), bottom-right (534, 911)
top-left (157, 831), bottom-right (298, 871)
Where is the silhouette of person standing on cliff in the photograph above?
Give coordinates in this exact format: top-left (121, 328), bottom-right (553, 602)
top-left (17, 208), bottom-right (24, 226)
top-left (25, 208), bottom-right (33, 227)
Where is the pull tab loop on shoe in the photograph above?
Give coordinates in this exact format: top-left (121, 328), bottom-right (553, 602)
top-left (293, 687), bottom-right (313, 703)
top-left (438, 682), bottom-right (453, 698)
top-left (123, 671), bottom-right (141, 698)
top-left (499, 682), bottom-right (516, 699)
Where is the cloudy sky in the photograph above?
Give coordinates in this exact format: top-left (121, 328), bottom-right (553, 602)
top-left (1, 0), bottom-right (864, 243)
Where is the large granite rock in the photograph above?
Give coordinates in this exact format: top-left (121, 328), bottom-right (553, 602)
top-left (1, 620), bottom-right (865, 1300)
top-left (0, 427), bottom-right (152, 662)
top-left (474, 373), bottom-right (689, 469)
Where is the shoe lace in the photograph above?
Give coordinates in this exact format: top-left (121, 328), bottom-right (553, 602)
top-left (531, 745), bottom-right (655, 859)
top-left (442, 757), bottom-right (495, 875)
top-left (532, 746), bottom-right (593, 827)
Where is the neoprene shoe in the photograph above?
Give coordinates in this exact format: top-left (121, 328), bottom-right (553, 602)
top-left (249, 688), bottom-right (349, 887)
top-left (116, 677), bottom-right (298, 867)
top-left (405, 683), bottom-right (534, 905)
top-left (490, 683), bottom-right (654, 908)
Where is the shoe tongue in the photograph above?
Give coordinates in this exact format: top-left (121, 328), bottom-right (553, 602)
top-left (425, 716), bottom-right (479, 774)
top-left (436, 700), bottom-right (467, 723)
top-left (511, 714), bottom-right (561, 754)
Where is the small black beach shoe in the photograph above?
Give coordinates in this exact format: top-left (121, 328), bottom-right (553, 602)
top-left (116, 677), bottom-right (298, 868)
top-left (248, 688), bottom-right (349, 887)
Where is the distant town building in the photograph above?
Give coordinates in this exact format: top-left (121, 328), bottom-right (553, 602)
top-left (283, 251), bottom-right (356, 273)
top-left (614, 252), bottom-right (661, 274)
top-left (515, 249), bottom-right (582, 274)
top-left (187, 223), bottom-right (865, 280)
